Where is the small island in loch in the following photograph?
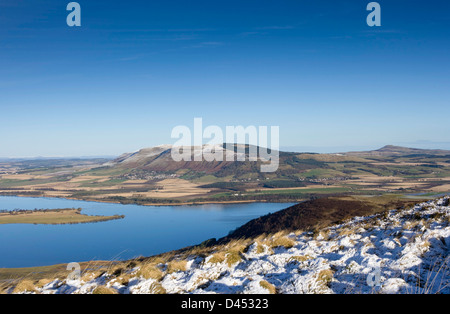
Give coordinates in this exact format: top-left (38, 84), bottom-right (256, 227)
top-left (0, 208), bottom-right (125, 225)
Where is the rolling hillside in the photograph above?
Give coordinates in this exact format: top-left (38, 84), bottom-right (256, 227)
top-left (1, 145), bottom-right (450, 204)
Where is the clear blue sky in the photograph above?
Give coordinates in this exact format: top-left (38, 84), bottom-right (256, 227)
top-left (1, 0), bottom-right (449, 157)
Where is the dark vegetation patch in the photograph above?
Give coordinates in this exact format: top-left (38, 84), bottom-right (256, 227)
top-left (221, 196), bottom-right (425, 241)
top-left (101, 196), bottom-right (183, 205)
top-left (199, 182), bottom-right (246, 191)
top-left (262, 180), bottom-right (307, 189)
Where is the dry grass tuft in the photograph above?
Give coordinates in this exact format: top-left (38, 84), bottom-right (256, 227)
top-left (226, 251), bottom-right (243, 267)
top-left (270, 236), bottom-right (295, 249)
top-left (81, 270), bottom-right (104, 282)
top-left (208, 252), bottom-right (226, 264)
top-left (148, 255), bottom-right (173, 265)
top-left (0, 281), bottom-right (10, 294)
top-left (35, 279), bottom-right (52, 289)
top-left (12, 280), bottom-right (37, 294)
top-left (317, 269), bottom-right (334, 288)
top-left (255, 243), bottom-right (266, 254)
top-left (289, 255), bottom-right (312, 263)
top-left (420, 240), bottom-right (431, 253)
top-left (114, 274), bottom-right (133, 286)
top-left (149, 282), bottom-right (167, 294)
top-left (338, 227), bottom-right (356, 237)
top-left (137, 263), bottom-right (164, 281)
top-left (314, 229), bottom-right (331, 240)
top-left (259, 280), bottom-right (277, 294)
top-left (167, 260), bottom-right (187, 274)
top-left (92, 285), bottom-right (118, 294)
top-left (403, 220), bottom-right (421, 230)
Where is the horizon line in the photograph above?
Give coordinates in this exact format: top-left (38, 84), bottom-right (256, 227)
top-left (2, 143), bottom-right (450, 160)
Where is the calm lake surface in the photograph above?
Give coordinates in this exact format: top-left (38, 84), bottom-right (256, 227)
top-left (0, 196), bottom-right (295, 268)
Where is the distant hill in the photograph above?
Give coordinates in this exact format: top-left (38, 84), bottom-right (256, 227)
top-left (345, 145), bottom-right (450, 157)
top-left (105, 144), bottom-right (236, 173)
top-left (104, 144), bottom-right (450, 178)
top-left (99, 143), bottom-right (450, 187)
top-left (104, 144), bottom-right (297, 176)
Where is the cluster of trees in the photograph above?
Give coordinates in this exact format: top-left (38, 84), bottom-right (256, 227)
top-left (199, 182), bottom-right (246, 191)
top-left (0, 191), bottom-right (44, 196)
top-left (105, 196), bottom-right (182, 205)
top-left (262, 180), bottom-right (307, 189)
top-left (194, 193), bottom-right (307, 203)
top-left (0, 208), bottom-right (81, 215)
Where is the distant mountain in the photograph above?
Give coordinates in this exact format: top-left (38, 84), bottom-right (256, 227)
top-left (345, 145), bottom-right (450, 157)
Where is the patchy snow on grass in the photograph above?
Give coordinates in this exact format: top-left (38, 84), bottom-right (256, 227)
top-left (24, 196), bottom-right (450, 294)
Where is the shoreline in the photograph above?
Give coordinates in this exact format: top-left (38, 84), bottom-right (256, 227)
top-left (0, 193), bottom-right (301, 207)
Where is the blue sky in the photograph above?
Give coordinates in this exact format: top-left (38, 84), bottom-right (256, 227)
top-left (1, 0), bottom-right (450, 157)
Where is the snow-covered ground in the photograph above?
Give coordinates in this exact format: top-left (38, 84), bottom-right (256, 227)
top-left (26, 197), bottom-right (450, 294)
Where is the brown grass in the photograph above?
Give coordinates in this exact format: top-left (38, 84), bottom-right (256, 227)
top-left (289, 255), bottom-right (312, 263)
top-left (35, 278), bottom-right (53, 289)
top-left (317, 269), bottom-right (334, 288)
top-left (270, 236), bottom-right (295, 249)
top-left (92, 285), bottom-right (118, 294)
top-left (338, 227), bottom-right (356, 237)
top-left (114, 274), bottom-right (133, 286)
top-left (255, 243), bottom-right (266, 254)
top-left (226, 251), bottom-right (243, 267)
top-left (149, 282), bottom-right (167, 294)
top-left (314, 229), bottom-right (331, 240)
top-left (137, 264), bottom-right (164, 281)
top-left (208, 252), bottom-right (226, 264)
top-left (259, 280), bottom-right (277, 294)
top-left (167, 260), bottom-right (187, 274)
top-left (12, 280), bottom-right (37, 294)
